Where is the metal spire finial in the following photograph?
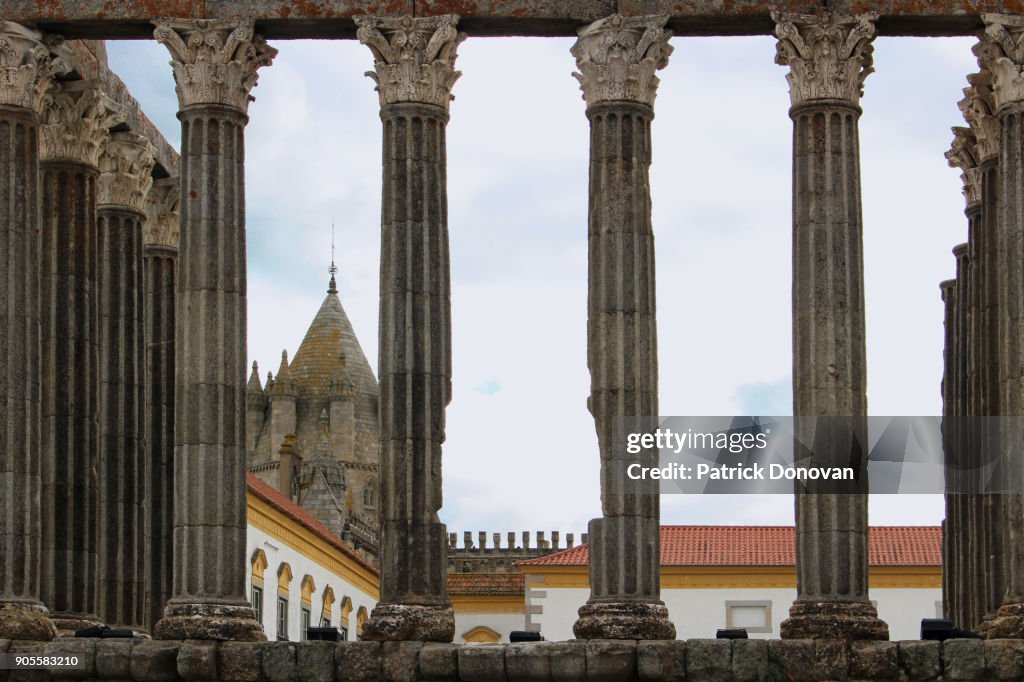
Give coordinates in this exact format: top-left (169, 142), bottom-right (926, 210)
top-left (328, 216), bottom-right (338, 294)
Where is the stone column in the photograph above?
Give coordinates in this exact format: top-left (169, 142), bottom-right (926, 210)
top-left (773, 12), bottom-right (889, 641)
top-left (976, 14), bottom-right (1024, 639)
top-left (37, 79), bottom-right (120, 634)
top-left (355, 14), bottom-right (463, 642)
top-left (152, 18), bottom-right (275, 641)
top-left (939, 277), bottom-right (957, 625)
top-left (143, 177), bottom-right (178, 633)
top-left (568, 13), bottom-right (675, 641)
top-left (96, 131), bottom-right (155, 631)
top-left (960, 72), bottom-right (1006, 630)
top-left (0, 21), bottom-right (67, 641)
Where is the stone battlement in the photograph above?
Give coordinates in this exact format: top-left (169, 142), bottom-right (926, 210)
top-left (446, 531), bottom-right (585, 574)
top-left (0, 637), bottom-right (1011, 681)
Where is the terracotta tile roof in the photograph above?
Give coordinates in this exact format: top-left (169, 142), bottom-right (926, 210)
top-left (516, 526), bottom-right (941, 568)
top-left (447, 573), bottom-right (525, 596)
top-left (247, 472), bottom-right (379, 576)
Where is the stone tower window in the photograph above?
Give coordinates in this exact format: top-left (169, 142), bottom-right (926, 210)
top-left (364, 479), bottom-right (377, 509)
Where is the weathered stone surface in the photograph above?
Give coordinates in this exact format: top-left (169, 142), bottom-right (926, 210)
top-left (731, 639), bottom-right (767, 682)
top-left (849, 641), bottom-right (897, 680)
top-left (419, 643), bottom-right (458, 681)
top-left (546, 641), bottom-right (586, 682)
top-left (573, 17), bottom-right (672, 636)
top-left (361, 20), bottom-right (460, 635)
top-left (776, 14), bottom-right (887, 637)
top-left (153, 19), bottom-right (277, 114)
top-left (6, 641), bottom-right (46, 682)
top-left (178, 640), bottom-right (219, 681)
top-left (262, 642), bottom-right (298, 682)
top-left (150, 30), bottom-right (268, 637)
top-left (355, 15), bottom-right (464, 112)
top-left (943, 638), bottom-right (984, 681)
top-left (504, 643), bottom-right (550, 682)
top-left (380, 641), bottom-right (421, 682)
top-left (95, 639), bottom-right (134, 679)
top-left (295, 643), bottom-right (334, 682)
top-left (0, 60), bottom-right (58, 641)
top-left (43, 639), bottom-right (96, 680)
top-left (219, 642), bottom-right (266, 682)
top-left (766, 640), bottom-right (814, 682)
top-left (131, 641), bottom-right (180, 681)
top-left (984, 639), bottom-right (1024, 680)
top-left (585, 640), bottom-right (636, 682)
top-left (336, 641), bottom-right (383, 682)
top-left (896, 640), bottom-right (941, 681)
top-left (3, 2), bottom-right (1020, 39)
top-left (459, 645), bottom-right (506, 682)
top-left (637, 640), bottom-right (685, 681)
top-left (686, 639), bottom-right (730, 682)
top-left (571, 14), bottom-right (671, 108)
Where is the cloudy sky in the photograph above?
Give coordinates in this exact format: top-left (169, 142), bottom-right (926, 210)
top-left (108, 30), bottom-right (977, 539)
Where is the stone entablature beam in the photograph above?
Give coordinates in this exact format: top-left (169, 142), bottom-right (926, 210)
top-left (1, 1), bottom-right (1017, 39)
top-left (151, 18), bottom-right (275, 642)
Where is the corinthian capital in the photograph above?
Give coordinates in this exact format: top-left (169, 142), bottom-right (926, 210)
top-left (355, 14), bottom-right (464, 111)
top-left (39, 80), bottom-right (124, 166)
top-left (153, 19), bottom-right (277, 113)
top-left (959, 72), bottom-right (1000, 161)
top-left (977, 14), bottom-right (1024, 111)
top-left (570, 14), bottom-right (672, 108)
top-left (98, 132), bottom-right (156, 212)
top-left (946, 127), bottom-right (982, 207)
top-left (0, 22), bottom-right (71, 112)
top-left (145, 177), bottom-right (180, 249)
top-left (773, 12), bottom-right (877, 107)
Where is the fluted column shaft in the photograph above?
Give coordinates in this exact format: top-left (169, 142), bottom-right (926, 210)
top-left (143, 177), bottom-right (178, 634)
top-left (975, 15), bottom-right (1024, 637)
top-left (568, 13), bottom-right (675, 641)
top-left (940, 278), bottom-right (957, 625)
top-left (774, 11), bottom-right (888, 641)
top-left (356, 13), bottom-right (463, 643)
top-left (953, 243), bottom-right (973, 629)
top-left (38, 159), bottom-right (101, 633)
top-left (143, 246), bottom-right (175, 633)
top-left (152, 19), bottom-right (275, 641)
top-left (0, 21), bottom-right (65, 641)
top-left (96, 204), bottom-right (147, 630)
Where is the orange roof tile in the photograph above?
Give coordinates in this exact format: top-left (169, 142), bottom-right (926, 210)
top-left (447, 573), bottom-right (525, 596)
top-left (516, 526), bottom-right (941, 568)
top-left (247, 473), bottom-right (379, 577)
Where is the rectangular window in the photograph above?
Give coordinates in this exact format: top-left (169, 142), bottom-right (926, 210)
top-left (251, 585), bottom-right (263, 625)
top-left (277, 598), bottom-right (289, 641)
top-left (340, 626), bottom-right (348, 642)
top-left (725, 600), bottom-right (772, 634)
top-left (321, 616), bottom-right (330, 628)
top-left (301, 608), bottom-right (311, 641)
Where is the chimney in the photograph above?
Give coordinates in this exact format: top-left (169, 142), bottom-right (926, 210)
top-left (567, 533), bottom-right (575, 548)
top-left (522, 531), bottom-right (530, 550)
top-left (551, 531), bottom-right (560, 549)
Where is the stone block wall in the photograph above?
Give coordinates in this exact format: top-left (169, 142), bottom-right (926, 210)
top-left (1, 637), bottom-right (1019, 681)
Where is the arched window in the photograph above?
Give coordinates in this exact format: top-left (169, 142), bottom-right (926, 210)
top-left (462, 626), bottom-right (501, 643)
top-left (340, 596), bottom-right (353, 641)
top-left (276, 563), bottom-right (293, 641)
top-left (321, 586), bottom-right (335, 628)
top-left (363, 479), bottom-right (376, 509)
top-left (356, 606), bottom-right (368, 639)
top-left (250, 550), bottom-right (269, 628)
top-left (299, 575), bottom-right (316, 641)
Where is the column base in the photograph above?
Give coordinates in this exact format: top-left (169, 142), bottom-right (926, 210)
top-left (153, 600), bottom-right (265, 641)
top-left (361, 604), bottom-right (454, 642)
top-left (573, 602), bottom-right (676, 640)
top-left (781, 601), bottom-right (889, 641)
top-left (983, 603), bottom-right (1024, 639)
top-left (0, 601), bottom-right (58, 641)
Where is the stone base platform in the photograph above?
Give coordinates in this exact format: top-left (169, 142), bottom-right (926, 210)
top-left (0, 637), bottom-right (1016, 681)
